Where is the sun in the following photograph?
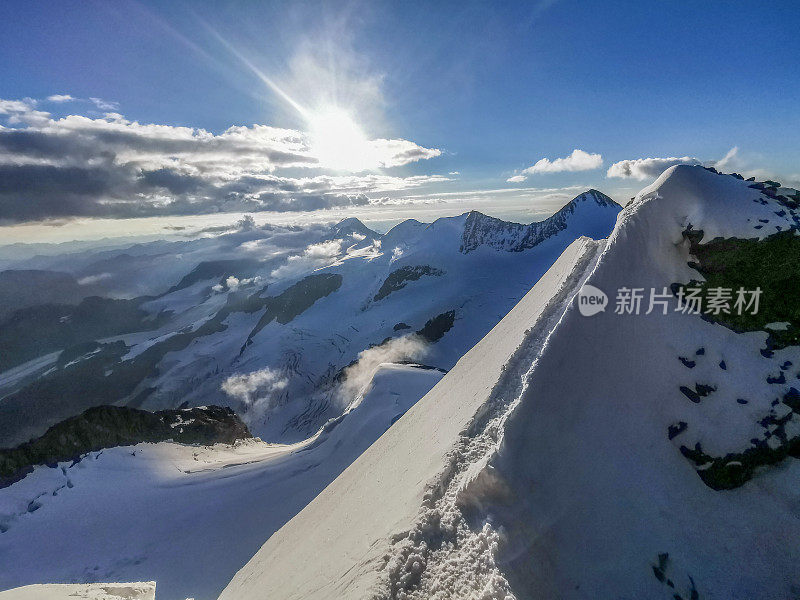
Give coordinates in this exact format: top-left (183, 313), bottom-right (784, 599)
top-left (308, 107), bottom-right (377, 172)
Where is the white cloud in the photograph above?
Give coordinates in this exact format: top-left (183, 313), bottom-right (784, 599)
top-left (221, 367), bottom-right (288, 407)
top-left (364, 138), bottom-right (441, 168)
top-left (77, 272), bottom-right (112, 285)
top-left (239, 275), bottom-right (264, 287)
top-left (606, 147), bottom-right (743, 181)
top-left (0, 99), bottom-right (34, 114)
top-left (89, 97), bottom-right (120, 111)
top-left (337, 334), bottom-right (429, 406)
top-left (270, 239), bottom-right (344, 279)
top-left (238, 239), bottom-right (283, 254)
top-left (0, 97), bottom-right (444, 222)
top-left (0, 98), bottom-right (50, 127)
top-left (47, 94), bottom-right (75, 103)
top-left (213, 274), bottom-right (264, 293)
top-left (606, 155), bottom-right (701, 180)
top-left (225, 275), bottom-right (241, 291)
top-left (510, 149), bottom-right (603, 182)
top-left (305, 239), bottom-right (344, 258)
top-left (713, 146), bottom-right (739, 171)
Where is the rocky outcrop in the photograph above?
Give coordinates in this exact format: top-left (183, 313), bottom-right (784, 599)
top-left (246, 273), bottom-right (343, 341)
top-left (374, 265), bottom-right (444, 301)
top-left (0, 405), bottom-right (251, 488)
top-left (416, 310), bottom-right (456, 343)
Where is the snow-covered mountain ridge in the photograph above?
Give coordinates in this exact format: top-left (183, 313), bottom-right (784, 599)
top-left (219, 166), bottom-right (800, 600)
top-left (460, 189), bottom-right (619, 253)
top-left (0, 189), bottom-right (622, 599)
top-left (0, 190), bottom-right (621, 448)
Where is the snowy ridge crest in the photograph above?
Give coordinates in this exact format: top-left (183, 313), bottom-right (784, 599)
top-left (459, 190), bottom-right (620, 253)
top-left (378, 166), bottom-right (796, 599)
top-left (217, 165), bottom-right (800, 600)
top-left (377, 240), bottom-right (605, 600)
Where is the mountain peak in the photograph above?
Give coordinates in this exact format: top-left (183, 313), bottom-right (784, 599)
top-left (333, 217), bottom-right (367, 230)
top-left (329, 218), bottom-right (378, 239)
top-left (380, 218), bottom-right (429, 248)
top-left (460, 190), bottom-right (621, 253)
top-left (575, 189), bottom-right (620, 208)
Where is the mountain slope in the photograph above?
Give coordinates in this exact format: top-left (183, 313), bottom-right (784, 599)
top-left (219, 166), bottom-right (800, 600)
top-left (0, 270), bottom-right (95, 322)
top-left (0, 192), bottom-right (622, 448)
top-left (0, 192), bottom-right (622, 599)
top-left (0, 365), bottom-right (443, 600)
top-left (218, 237), bottom-right (605, 600)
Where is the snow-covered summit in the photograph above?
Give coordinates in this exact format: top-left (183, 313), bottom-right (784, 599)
top-left (329, 217), bottom-right (379, 241)
top-left (219, 165), bottom-right (800, 600)
top-left (378, 190), bottom-right (621, 257)
top-left (460, 189), bottom-right (621, 253)
top-left (380, 218), bottom-right (428, 249)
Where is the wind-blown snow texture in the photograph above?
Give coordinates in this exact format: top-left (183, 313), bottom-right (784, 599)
top-left (219, 166), bottom-right (800, 600)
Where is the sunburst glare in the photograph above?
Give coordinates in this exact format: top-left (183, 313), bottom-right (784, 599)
top-left (308, 107), bottom-right (377, 172)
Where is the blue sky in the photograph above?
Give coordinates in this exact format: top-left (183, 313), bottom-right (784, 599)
top-left (0, 0), bottom-right (798, 240)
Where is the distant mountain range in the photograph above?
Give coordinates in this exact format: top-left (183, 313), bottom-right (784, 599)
top-left (0, 191), bottom-right (621, 448)
top-left (0, 189), bottom-right (623, 598)
top-left (4, 169), bottom-right (799, 600)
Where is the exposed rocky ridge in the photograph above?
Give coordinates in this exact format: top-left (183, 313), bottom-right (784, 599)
top-left (373, 265), bottom-right (444, 301)
top-left (245, 272), bottom-right (344, 342)
top-left (459, 189), bottom-right (620, 253)
top-left (0, 405), bottom-right (251, 488)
